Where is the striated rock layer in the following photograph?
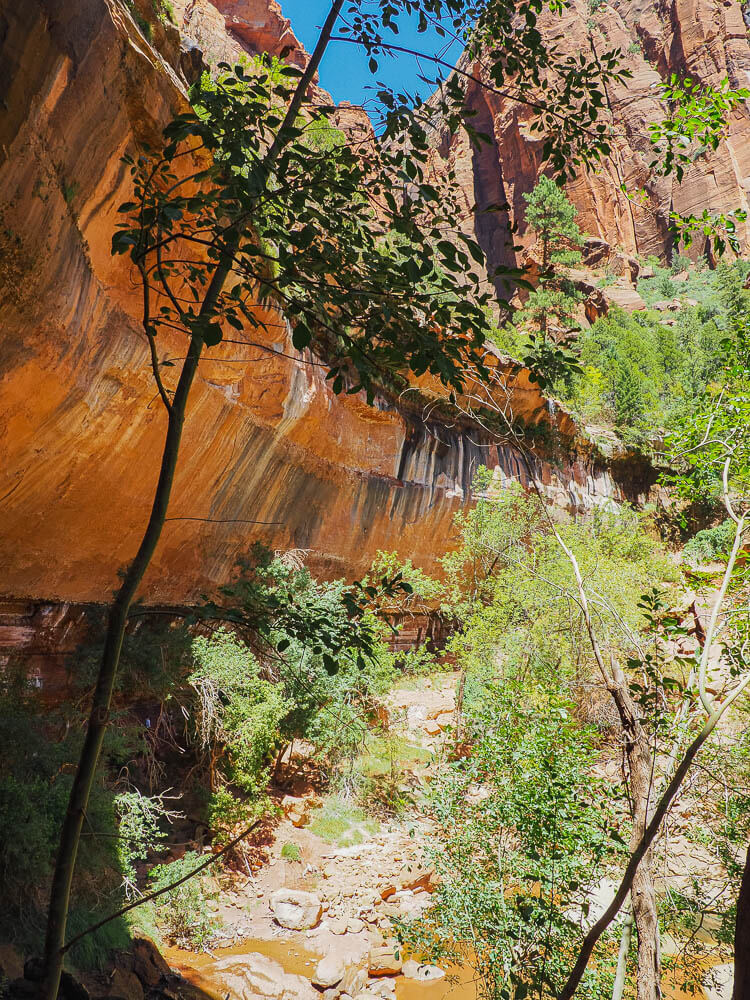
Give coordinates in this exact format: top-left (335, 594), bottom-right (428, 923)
top-left (0, 0), bottom-right (654, 610)
top-left (428, 0), bottom-right (750, 288)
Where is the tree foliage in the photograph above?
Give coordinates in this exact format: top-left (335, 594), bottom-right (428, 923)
top-left (402, 682), bottom-right (621, 1000)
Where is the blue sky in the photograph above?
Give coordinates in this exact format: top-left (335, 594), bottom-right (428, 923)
top-left (280, 1), bottom-right (463, 119)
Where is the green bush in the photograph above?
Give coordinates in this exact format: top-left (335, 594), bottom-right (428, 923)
top-left (683, 520), bottom-right (736, 566)
top-left (149, 852), bottom-right (220, 950)
top-left (280, 842), bottom-right (302, 862)
top-left (402, 682), bottom-right (619, 1000)
top-left (188, 629), bottom-right (289, 797)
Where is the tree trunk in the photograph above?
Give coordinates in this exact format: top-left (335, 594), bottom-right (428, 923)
top-left (39, 6), bottom-right (344, 992)
top-left (40, 335), bottom-right (205, 1000)
top-left (612, 908), bottom-right (633, 1000)
top-left (608, 662), bottom-right (661, 1000)
top-left (733, 842), bottom-right (750, 1000)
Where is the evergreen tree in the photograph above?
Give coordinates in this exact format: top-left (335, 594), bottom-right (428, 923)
top-left (519, 176), bottom-right (584, 346)
top-left (613, 357), bottom-right (644, 428)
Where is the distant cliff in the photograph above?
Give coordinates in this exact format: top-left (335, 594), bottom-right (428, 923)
top-left (426, 0), bottom-right (750, 294)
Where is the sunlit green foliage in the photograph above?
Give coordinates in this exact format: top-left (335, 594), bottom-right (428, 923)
top-left (683, 519), bottom-right (736, 566)
top-left (188, 629), bottom-right (289, 798)
top-left (506, 179), bottom-right (585, 387)
top-left (558, 261), bottom-right (750, 447)
top-left (402, 682), bottom-right (621, 1000)
top-left (442, 478), bottom-right (677, 689)
top-left (149, 852), bottom-right (220, 949)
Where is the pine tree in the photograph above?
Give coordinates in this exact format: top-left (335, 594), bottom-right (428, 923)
top-left (519, 177), bottom-right (584, 345)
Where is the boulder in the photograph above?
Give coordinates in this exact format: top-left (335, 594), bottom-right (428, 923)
top-left (340, 966), bottom-right (368, 997)
top-left (282, 795), bottom-right (310, 829)
top-left (703, 963), bottom-right (734, 1000)
top-left (399, 864), bottom-right (435, 892)
top-left (212, 954), bottom-right (318, 1000)
top-left (368, 941), bottom-right (403, 976)
top-left (367, 979), bottom-right (397, 999)
top-left (107, 969), bottom-right (144, 1000)
top-left (131, 937), bottom-right (171, 988)
top-left (312, 955), bottom-right (346, 989)
top-left (270, 889), bottom-right (323, 930)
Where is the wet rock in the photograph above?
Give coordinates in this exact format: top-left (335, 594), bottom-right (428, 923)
top-left (212, 953), bottom-right (317, 1000)
top-left (270, 889), bottom-right (323, 930)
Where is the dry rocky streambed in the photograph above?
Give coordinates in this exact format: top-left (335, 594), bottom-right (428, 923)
top-left (162, 678), bottom-right (467, 1000)
top-left (147, 676), bottom-right (728, 1000)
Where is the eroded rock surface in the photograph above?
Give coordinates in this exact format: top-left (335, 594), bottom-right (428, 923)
top-left (427, 0), bottom-right (750, 286)
top-left (270, 889), bottom-right (323, 930)
top-left (212, 953), bottom-right (318, 1000)
top-left (0, 0), bottom-right (654, 613)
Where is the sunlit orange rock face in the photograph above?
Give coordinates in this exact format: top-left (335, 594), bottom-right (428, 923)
top-left (0, 0), bottom-right (660, 609)
top-left (428, 0), bottom-right (750, 292)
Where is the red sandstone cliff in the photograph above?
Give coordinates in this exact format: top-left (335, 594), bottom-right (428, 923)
top-left (427, 0), bottom-right (750, 293)
top-left (4, 0), bottom-right (743, 611)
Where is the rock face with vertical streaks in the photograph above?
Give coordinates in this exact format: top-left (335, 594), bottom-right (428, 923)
top-left (0, 0), bottom-right (659, 609)
top-left (426, 0), bottom-right (750, 287)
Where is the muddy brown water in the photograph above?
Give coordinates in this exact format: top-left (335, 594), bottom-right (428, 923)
top-left (165, 938), bottom-right (725, 1000)
top-left (165, 939), bottom-right (478, 1000)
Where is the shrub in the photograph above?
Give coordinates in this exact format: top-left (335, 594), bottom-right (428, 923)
top-left (280, 842), bottom-right (302, 862)
top-left (188, 630), bottom-right (288, 797)
top-left (149, 852), bottom-right (220, 950)
top-left (401, 683), bottom-right (620, 1000)
top-left (683, 519), bottom-right (736, 566)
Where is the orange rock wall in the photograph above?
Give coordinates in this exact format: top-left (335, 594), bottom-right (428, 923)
top-left (0, 0), bottom-right (646, 607)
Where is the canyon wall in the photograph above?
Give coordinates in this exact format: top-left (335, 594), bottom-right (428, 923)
top-left (429, 0), bottom-right (750, 288)
top-left (3, 0), bottom-right (746, 610)
top-left (0, 0), bottom-right (645, 611)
